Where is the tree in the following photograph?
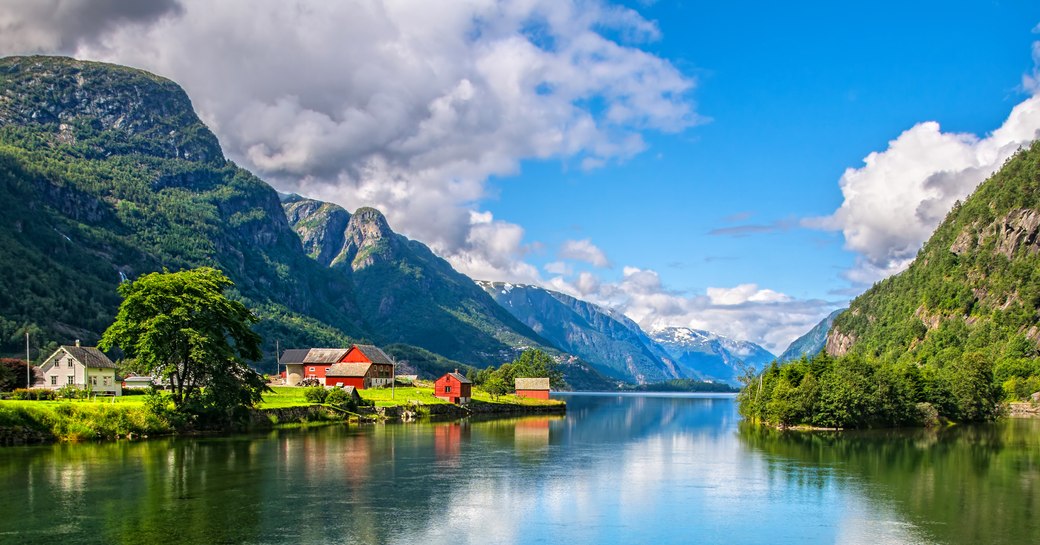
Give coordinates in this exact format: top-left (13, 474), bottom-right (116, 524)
top-left (509, 349), bottom-right (565, 389)
top-left (0, 358), bottom-right (32, 391)
top-left (483, 375), bottom-right (508, 400)
top-left (99, 267), bottom-right (266, 417)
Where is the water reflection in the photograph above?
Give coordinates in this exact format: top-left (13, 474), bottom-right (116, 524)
top-left (0, 395), bottom-right (1035, 544)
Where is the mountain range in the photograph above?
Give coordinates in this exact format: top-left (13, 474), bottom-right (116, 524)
top-left (0, 55), bottom-right (778, 388)
top-left (477, 282), bottom-right (775, 385)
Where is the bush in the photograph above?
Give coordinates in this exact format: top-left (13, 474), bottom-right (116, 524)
top-left (122, 387), bottom-right (150, 396)
top-left (57, 384), bottom-right (81, 400)
top-left (325, 387), bottom-right (347, 405)
top-left (303, 386), bottom-right (328, 404)
top-left (10, 388), bottom-right (56, 400)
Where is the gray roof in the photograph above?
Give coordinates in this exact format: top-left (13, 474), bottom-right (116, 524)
top-left (327, 362), bottom-right (372, 377)
top-left (438, 370), bottom-right (472, 382)
top-left (279, 349), bottom-right (311, 364)
top-left (303, 348), bottom-right (350, 364)
top-left (352, 344), bottom-right (393, 364)
top-left (514, 377), bottom-right (550, 390)
top-left (61, 346), bottom-right (118, 369)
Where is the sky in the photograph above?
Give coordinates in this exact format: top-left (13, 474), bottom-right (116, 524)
top-left (2, 0), bottom-right (1040, 353)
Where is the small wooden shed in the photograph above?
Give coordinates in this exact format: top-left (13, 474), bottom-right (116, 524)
top-left (435, 370), bottom-right (472, 404)
top-left (515, 377), bottom-right (551, 400)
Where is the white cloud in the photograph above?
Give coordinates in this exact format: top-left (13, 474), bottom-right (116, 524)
top-left (806, 95), bottom-right (1040, 284)
top-left (559, 238), bottom-right (612, 268)
top-left (3, 0), bottom-right (697, 280)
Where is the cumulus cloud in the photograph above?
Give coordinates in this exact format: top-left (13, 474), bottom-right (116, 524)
top-left (559, 238), bottom-right (612, 268)
top-left (0, 0), bottom-right (183, 53)
top-left (4, 0), bottom-right (698, 280)
top-left (806, 95), bottom-right (1040, 284)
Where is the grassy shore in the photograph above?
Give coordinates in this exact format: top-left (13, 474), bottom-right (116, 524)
top-left (0, 399), bottom-right (173, 442)
top-left (0, 383), bottom-right (563, 443)
top-left (261, 383), bottom-right (565, 409)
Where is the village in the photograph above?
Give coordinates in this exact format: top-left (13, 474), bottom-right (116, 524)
top-left (11, 340), bottom-right (561, 421)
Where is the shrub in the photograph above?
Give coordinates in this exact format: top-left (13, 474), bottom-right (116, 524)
top-left (325, 387), bottom-right (347, 406)
top-left (57, 384), bottom-right (81, 400)
top-left (10, 388), bottom-right (57, 400)
top-left (303, 386), bottom-right (328, 404)
top-left (121, 387), bottom-right (150, 396)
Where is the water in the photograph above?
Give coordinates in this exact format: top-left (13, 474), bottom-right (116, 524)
top-left (0, 393), bottom-right (1037, 544)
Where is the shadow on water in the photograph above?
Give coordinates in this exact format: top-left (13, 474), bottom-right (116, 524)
top-left (737, 419), bottom-right (1040, 545)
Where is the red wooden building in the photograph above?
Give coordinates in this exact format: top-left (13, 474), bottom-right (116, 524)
top-left (325, 345), bottom-right (395, 389)
top-left (434, 370), bottom-right (472, 404)
top-left (281, 344), bottom-right (394, 387)
top-left (515, 377), bottom-right (551, 400)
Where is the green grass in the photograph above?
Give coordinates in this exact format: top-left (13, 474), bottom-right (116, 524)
top-left (0, 399), bottom-right (173, 441)
top-left (259, 385), bottom-right (314, 409)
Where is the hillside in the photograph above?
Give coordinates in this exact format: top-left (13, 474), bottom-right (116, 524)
top-left (778, 309), bottom-right (843, 361)
top-left (0, 55), bottom-right (581, 381)
top-left (741, 142), bottom-right (1040, 428)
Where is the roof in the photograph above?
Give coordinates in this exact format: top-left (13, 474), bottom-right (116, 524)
top-left (279, 349), bottom-right (311, 364)
top-left (303, 348), bottom-right (350, 364)
top-left (351, 344), bottom-right (393, 364)
top-left (439, 372), bottom-right (472, 384)
top-left (515, 377), bottom-right (550, 390)
top-left (327, 362), bottom-right (372, 377)
top-left (60, 346), bottom-right (118, 369)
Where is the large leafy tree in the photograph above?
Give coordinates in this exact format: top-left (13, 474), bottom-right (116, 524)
top-left (100, 267), bottom-right (265, 413)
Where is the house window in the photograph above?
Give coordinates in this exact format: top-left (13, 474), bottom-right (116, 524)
top-left (325, 367), bottom-right (330, 374)
top-left (67, 358), bottom-right (73, 368)
top-left (309, 367), bottom-right (315, 372)
top-left (90, 376), bottom-right (97, 386)
top-left (51, 376), bottom-right (57, 385)
top-left (67, 376), bottom-right (75, 385)
top-left (445, 385), bottom-right (452, 393)
top-left (103, 377), bottom-right (110, 386)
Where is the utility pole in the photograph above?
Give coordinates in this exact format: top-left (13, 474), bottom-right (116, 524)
top-left (391, 356), bottom-right (396, 400)
top-left (25, 330), bottom-right (30, 388)
top-left (275, 339), bottom-right (280, 383)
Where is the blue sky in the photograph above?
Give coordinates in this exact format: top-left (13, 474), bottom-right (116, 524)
top-left (3, 0), bottom-right (1040, 351)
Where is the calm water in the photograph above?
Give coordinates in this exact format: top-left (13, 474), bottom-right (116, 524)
top-left (1, 393), bottom-right (1038, 544)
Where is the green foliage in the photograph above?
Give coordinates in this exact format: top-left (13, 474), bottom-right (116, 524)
top-left (483, 375), bottom-right (508, 400)
top-left (99, 267), bottom-right (267, 425)
top-left (10, 388), bottom-right (56, 400)
top-left (303, 386), bottom-right (328, 404)
top-left (57, 384), bottom-right (81, 400)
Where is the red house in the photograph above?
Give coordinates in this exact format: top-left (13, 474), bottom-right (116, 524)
top-left (515, 377), bottom-right (551, 400)
top-left (435, 370), bottom-right (472, 404)
top-left (325, 345), bottom-right (394, 389)
top-left (281, 345), bottom-right (394, 387)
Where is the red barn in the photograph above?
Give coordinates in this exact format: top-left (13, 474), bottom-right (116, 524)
top-left (435, 370), bottom-right (472, 404)
top-left (281, 345), bottom-right (393, 387)
top-left (325, 345), bottom-right (394, 389)
top-left (515, 377), bottom-right (551, 400)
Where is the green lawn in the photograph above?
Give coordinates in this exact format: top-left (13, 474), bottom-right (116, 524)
top-left (261, 384), bottom-right (564, 409)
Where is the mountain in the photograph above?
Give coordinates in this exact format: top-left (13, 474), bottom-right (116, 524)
top-left (826, 141), bottom-right (1040, 364)
top-left (650, 327), bottom-right (775, 385)
top-left (740, 141), bottom-right (1040, 427)
top-left (476, 281), bottom-right (680, 383)
top-left (778, 309), bottom-right (844, 361)
top-left (0, 55), bottom-right (579, 380)
top-left (282, 197), bottom-right (549, 365)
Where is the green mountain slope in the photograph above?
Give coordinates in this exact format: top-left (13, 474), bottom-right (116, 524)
top-left (0, 55), bottom-right (583, 381)
top-left (741, 141), bottom-right (1040, 428)
top-left (283, 198), bottom-right (551, 365)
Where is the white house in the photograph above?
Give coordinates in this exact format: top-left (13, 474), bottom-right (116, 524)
top-left (37, 342), bottom-right (122, 396)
